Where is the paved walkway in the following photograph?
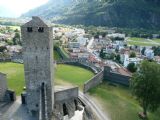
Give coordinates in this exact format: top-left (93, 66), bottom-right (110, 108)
top-left (0, 97), bottom-right (36, 120)
top-left (79, 92), bottom-right (110, 120)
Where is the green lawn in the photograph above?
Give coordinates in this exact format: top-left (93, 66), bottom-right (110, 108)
top-left (8, 26), bottom-right (20, 30)
top-left (128, 37), bottom-right (160, 46)
top-left (0, 63), bottom-right (24, 95)
top-left (130, 37), bottom-right (145, 41)
top-left (0, 62), bottom-right (94, 95)
top-left (55, 64), bottom-right (94, 89)
top-left (89, 83), bottom-right (160, 120)
top-left (128, 41), bottom-right (158, 46)
top-left (153, 38), bottom-right (160, 43)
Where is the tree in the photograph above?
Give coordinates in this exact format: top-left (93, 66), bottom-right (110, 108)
top-left (0, 46), bottom-right (7, 52)
top-left (116, 54), bottom-right (121, 63)
top-left (141, 47), bottom-right (146, 55)
top-left (152, 46), bottom-right (160, 56)
top-left (13, 32), bottom-right (21, 45)
top-left (99, 49), bottom-right (105, 59)
top-left (131, 61), bottom-right (160, 118)
top-left (129, 52), bottom-right (136, 58)
top-left (127, 62), bottom-right (137, 73)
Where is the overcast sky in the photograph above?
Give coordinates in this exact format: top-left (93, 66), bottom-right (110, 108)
top-left (0, 0), bottom-right (49, 18)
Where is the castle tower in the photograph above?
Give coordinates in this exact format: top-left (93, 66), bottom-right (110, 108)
top-left (21, 17), bottom-right (54, 118)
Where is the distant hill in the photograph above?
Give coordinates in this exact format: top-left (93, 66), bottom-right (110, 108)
top-left (21, 0), bottom-right (160, 29)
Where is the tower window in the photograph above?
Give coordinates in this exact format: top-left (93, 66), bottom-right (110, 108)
top-left (27, 27), bottom-right (32, 32)
top-left (38, 27), bottom-right (44, 32)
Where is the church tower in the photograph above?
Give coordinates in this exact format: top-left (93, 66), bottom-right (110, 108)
top-left (21, 16), bottom-right (54, 118)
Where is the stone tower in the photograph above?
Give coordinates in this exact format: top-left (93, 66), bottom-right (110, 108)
top-left (21, 17), bottom-right (54, 118)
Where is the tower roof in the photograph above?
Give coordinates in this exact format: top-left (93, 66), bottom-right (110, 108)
top-left (22, 16), bottom-right (50, 27)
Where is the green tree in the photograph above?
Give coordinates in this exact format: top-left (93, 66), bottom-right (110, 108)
top-left (131, 61), bottom-right (160, 118)
top-left (127, 62), bottom-right (137, 73)
top-left (13, 32), bottom-right (21, 45)
top-left (0, 46), bottom-right (7, 52)
top-left (99, 49), bottom-right (105, 59)
top-left (116, 54), bottom-right (121, 63)
top-left (141, 47), bottom-right (146, 55)
top-left (129, 52), bottom-right (136, 58)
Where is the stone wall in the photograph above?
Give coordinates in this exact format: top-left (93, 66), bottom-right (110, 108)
top-left (104, 66), bottom-right (131, 86)
top-left (57, 59), bottom-right (101, 74)
top-left (83, 71), bottom-right (103, 93)
top-left (0, 73), bottom-right (7, 102)
top-left (54, 87), bottom-right (79, 119)
top-left (55, 46), bottom-right (69, 59)
top-left (54, 87), bottom-right (78, 102)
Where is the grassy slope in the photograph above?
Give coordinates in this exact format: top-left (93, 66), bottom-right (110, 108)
top-left (89, 83), bottom-right (160, 120)
top-left (0, 62), bottom-right (94, 95)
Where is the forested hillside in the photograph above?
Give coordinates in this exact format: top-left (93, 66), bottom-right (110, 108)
top-left (22, 0), bottom-right (160, 29)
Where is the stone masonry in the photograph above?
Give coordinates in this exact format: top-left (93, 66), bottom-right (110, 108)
top-left (0, 72), bottom-right (7, 102)
top-left (21, 16), bottom-right (54, 118)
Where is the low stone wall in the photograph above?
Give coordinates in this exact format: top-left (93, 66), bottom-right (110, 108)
top-left (0, 73), bottom-right (7, 102)
top-left (54, 87), bottom-right (78, 102)
top-left (104, 66), bottom-right (131, 86)
top-left (0, 73), bottom-right (16, 102)
top-left (0, 58), bottom-right (11, 62)
top-left (54, 87), bottom-right (79, 119)
top-left (55, 46), bottom-right (69, 59)
top-left (57, 59), bottom-right (101, 74)
top-left (83, 71), bottom-right (104, 93)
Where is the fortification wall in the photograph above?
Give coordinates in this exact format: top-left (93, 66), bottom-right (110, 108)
top-left (55, 46), bottom-right (69, 59)
top-left (54, 87), bottom-right (78, 102)
top-left (54, 87), bottom-right (79, 119)
top-left (84, 71), bottom-right (103, 93)
top-left (57, 59), bottom-right (101, 74)
top-left (104, 66), bottom-right (131, 86)
top-left (0, 73), bottom-right (7, 101)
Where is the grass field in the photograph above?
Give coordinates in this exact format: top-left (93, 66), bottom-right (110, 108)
top-left (153, 38), bottom-right (160, 43)
top-left (128, 37), bottom-right (159, 46)
top-left (130, 37), bottom-right (145, 41)
top-left (55, 64), bottom-right (94, 89)
top-left (8, 26), bottom-right (20, 30)
top-left (89, 83), bottom-right (160, 120)
top-left (0, 62), bottom-right (94, 95)
top-left (128, 41), bottom-right (158, 46)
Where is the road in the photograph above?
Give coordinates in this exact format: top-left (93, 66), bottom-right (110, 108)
top-left (79, 92), bottom-right (110, 120)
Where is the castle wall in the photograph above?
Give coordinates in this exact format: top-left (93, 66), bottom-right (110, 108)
top-left (84, 71), bottom-right (103, 93)
top-left (54, 87), bottom-right (79, 119)
top-left (104, 66), bottom-right (131, 86)
top-left (0, 73), bottom-right (7, 102)
top-left (54, 87), bottom-right (78, 102)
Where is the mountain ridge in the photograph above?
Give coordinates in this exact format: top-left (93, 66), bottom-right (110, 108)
top-left (21, 0), bottom-right (160, 29)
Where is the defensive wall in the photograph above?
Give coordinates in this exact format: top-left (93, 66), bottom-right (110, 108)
top-left (57, 59), bottom-right (101, 74)
top-left (0, 72), bottom-right (16, 102)
top-left (103, 66), bottom-right (131, 86)
top-left (83, 71), bottom-right (104, 93)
